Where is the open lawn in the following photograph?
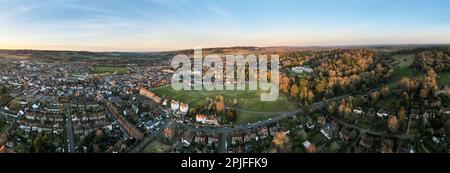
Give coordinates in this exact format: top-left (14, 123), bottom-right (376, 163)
top-left (389, 67), bottom-right (418, 88)
top-left (392, 54), bottom-right (415, 68)
top-left (389, 54), bottom-right (420, 88)
top-left (438, 72), bottom-right (450, 87)
top-left (310, 132), bottom-right (327, 146)
top-left (93, 66), bottom-right (128, 74)
top-left (151, 85), bottom-right (299, 125)
top-left (393, 67), bottom-right (415, 78)
top-left (142, 139), bottom-right (174, 153)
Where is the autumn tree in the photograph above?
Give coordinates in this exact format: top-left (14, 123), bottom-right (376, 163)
top-left (400, 77), bottom-right (417, 92)
top-left (380, 85), bottom-right (390, 98)
top-left (326, 101), bottom-right (337, 114)
top-left (215, 95), bottom-right (225, 112)
top-left (388, 115), bottom-right (399, 133)
top-left (315, 79), bottom-right (326, 94)
top-left (290, 84), bottom-right (299, 98)
top-left (419, 89), bottom-right (428, 99)
top-left (307, 91), bottom-right (315, 104)
top-left (445, 87), bottom-right (450, 98)
top-left (0, 133), bottom-right (6, 146)
top-left (398, 107), bottom-right (406, 125)
top-left (280, 76), bottom-right (290, 93)
top-left (272, 132), bottom-right (289, 151)
top-left (370, 91), bottom-right (381, 104)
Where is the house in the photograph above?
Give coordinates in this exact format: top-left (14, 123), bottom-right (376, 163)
top-left (208, 134), bottom-right (220, 146)
top-left (179, 103), bottom-right (189, 114)
top-left (195, 114), bottom-right (219, 126)
top-left (139, 88), bottom-right (162, 104)
top-left (353, 107), bottom-right (363, 114)
top-left (194, 132), bottom-right (207, 145)
top-left (257, 126), bottom-right (269, 140)
top-left (320, 123), bottom-right (338, 140)
top-left (302, 140), bottom-right (317, 153)
top-left (170, 100), bottom-right (179, 111)
top-left (231, 132), bottom-right (243, 145)
top-left (181, 130), bottom-right (194, 147)
top-left (291, 66), bottom-right (313, 74)
top-left (381, 139), bottom-right (394, 153)
top-left (376, 109), bottom-right (388, 118)
top-left (338, 129), bottom-right (351, 141)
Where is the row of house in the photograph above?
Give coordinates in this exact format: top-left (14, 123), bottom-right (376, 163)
top-left (106, 102), bottom-right (144, 140)
top-left (181, 130), bottom-right (220, 147)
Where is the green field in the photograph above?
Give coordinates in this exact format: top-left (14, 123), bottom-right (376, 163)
top-left (151, 85), bottom-right (299, 124)
top-left (393, 67), bottom-right (416, 78)
top-left (392, 54), bottom-right (415, 68)
top-left (438, 72), bottom-right (450, 87)
top-left (389, 54), bottom-right (420, 87)
top-left (93, 66), bottom-right (128, 74)
top-left (142, 139), bottom-right (174, 153)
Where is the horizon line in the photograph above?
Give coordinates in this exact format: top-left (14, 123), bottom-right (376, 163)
top-left (1, 43), bottom-right (450, 53)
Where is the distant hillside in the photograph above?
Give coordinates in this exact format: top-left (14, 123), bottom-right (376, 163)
top-left (1, 44), bottom-right (449, 62)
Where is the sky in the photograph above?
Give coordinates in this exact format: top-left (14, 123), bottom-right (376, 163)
top-left (0, 0), bottom-right (449, 52)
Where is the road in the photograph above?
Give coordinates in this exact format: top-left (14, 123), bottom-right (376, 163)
top-left (128, 119), bottom-right (168, 153)
top-left (328, 115), bottom-right (417, 140)
top-left (127, 98), bottom-right (170, 153)
top-left (64, 105), bottom-right (75, 153)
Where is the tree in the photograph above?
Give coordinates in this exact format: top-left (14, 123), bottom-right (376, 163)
top-left (380, 86), bottom-right (390, 98)
top-left (0, 133), bottom-right (6, 146)
top-left (272, 132), bottom-right (289, 151)
top-left (307, 91), bottom-right (315, 104)
top-left (401, 92), bottom-right (410, 106)
top-left (445, 87), bottom-right (450, 98)
top-left (419, 89), bottom-right (428, 99)
top-left (280, 76), bottom-right (290, 93)
top-left (215, 95), bottom-right (225, 112)
top-left (225, 109), bottom-right (237, 122)
top-left (370, 91), bottom-right (380, 104)
top-left (400, 77), bottom-right (416, 92)
top-left (337, 99), bottom-right (347, 115)
top-left (327, 101), bottom-right (337, 114)
top-left (388, 116), bottom-right (399, 133)
top-left (376, 63), bottom-right (384, 74)
top-left (31, 133), bottom-right (56, 153)
top-left (398, 107), bottom-right (406, 125)
top-left (315, 79), bottom-right (326, 94)
top-left (290, 84), bottom-right (299, 98)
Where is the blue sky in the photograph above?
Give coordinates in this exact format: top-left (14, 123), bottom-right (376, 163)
top-left (0, 0), bottom-right (449, 51)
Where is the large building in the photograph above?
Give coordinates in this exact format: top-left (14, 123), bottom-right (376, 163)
top-left (139, 87), bottom-right (161, 104)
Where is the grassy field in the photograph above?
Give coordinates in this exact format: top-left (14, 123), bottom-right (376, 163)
top-left (142, 139), bottom-right (174, 153)
top-left (310, 132), bottom-right (327, 146)
top-left (392, 54), bottom-right (415, 68)
top-left (151, 85), bottom-right (299, 124)
top-left (393, 67), bottom-right (416, 78)
top-left (389, 54), bottom-right (420, 87)
top-left (438, 72), bottom-right (450, 87)
top-left (93, 66), bottom-right (128, 74)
